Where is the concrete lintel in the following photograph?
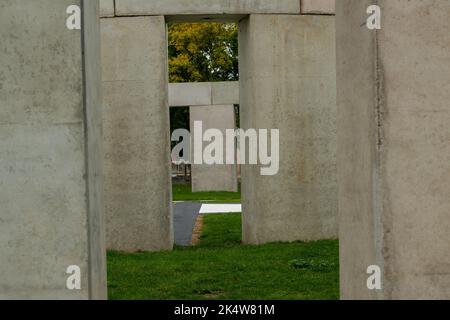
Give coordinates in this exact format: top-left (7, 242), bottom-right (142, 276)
top-left (337, 0), bottom-right (450, 300)
top-left (169, 82), bottom-right (211, 107)
top-left (115, 0), bottom-right (300, 17)
top-left (239, 14), bottom-right (338, 245)
top-left (190, 105), bottom-right (238, 193)
top-left (212, 81), bottom-right (239, 105)
top-left (168, 82), bottom-right (239, 107)
top-left (165, 14), bottom-right (248, 23)
top-left (100, 0), bottom-right (115, 17)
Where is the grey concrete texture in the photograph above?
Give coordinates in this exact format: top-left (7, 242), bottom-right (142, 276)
top-left (101, 17), bottom-right (173, 252)
top-left (212, 82), bottom-right (240, 106)
top-left (239, 14), bottom-right (338, 244)
top-left (301, 0), bottom-right (335, 15)
top-left (100, 0), bottom-right (114, 17)
top-left (190, 105), bottom-right (238, 192)
top-left (337, 0), bottom-right (450, 299)
top-left (169, 82), bottom-right (211, 107)
top-left (115, 0), bottom-right (301, 17)
top-left (0, 0), bottom-right (105, 299)
top-left (168, 82), bottom-right (239, 108)
top-left (83, 0), bottom-right (107, 300)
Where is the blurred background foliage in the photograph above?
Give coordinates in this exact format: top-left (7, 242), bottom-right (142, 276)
top-left (168, 23), bottom-right (239, 132)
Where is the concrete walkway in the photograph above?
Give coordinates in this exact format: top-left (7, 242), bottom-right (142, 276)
top-left (173, 202), bottom-right (242, 246)
top-left (173, 202), bottom-right (202, 246)
top-left (199, 204), bottom-right (242, 214)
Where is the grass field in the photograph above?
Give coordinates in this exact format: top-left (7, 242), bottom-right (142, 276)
top-left (107, 213), bottom-right (339, 300)
top-left (172, 183), bottom-right (241, 203)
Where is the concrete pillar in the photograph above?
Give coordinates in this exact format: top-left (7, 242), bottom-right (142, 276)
top-left (190, 105), bottom-right (238, 192)
top-left (239, 15), bottom-right (337, 244)
top-left (101, 17), bottom-right (173, 252)
top-left (337, 0), bottom-right (450, 299)
top-left (0, 0), bottom-right (106, 299)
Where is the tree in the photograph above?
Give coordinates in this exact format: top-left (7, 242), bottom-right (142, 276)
top-left (168, 23), bottom-right (239, 133)
top-left (168, 22), bottom-right (239, 83)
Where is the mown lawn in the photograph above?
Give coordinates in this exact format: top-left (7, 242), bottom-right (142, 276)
top-left (107, 213), bottom-right (339, 300)
top-left (172, 183), bottom-right (241, 203)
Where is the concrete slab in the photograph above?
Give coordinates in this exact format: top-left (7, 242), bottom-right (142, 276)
top-left (337, 0), bottom-right (450, 300)
top-left (190, 105), bottom-right (238, 192)
top-left (212, 82), bottom-right (239, 106)
top-left (100, 0), bottom-right (114, 17)
top-left (199, 204), bottom-right (242, 214)
top-left (301, 0), bottom-right (335, 15)
top-left (116, 0), bottom-right (301, 17)
top-left (239, 15), bottom-right (338, 244)
top-left (0, 0), bottom-right (105, 299)
top-left (173, 202), bottom-right (202, 246)
top-left (169, 82), bottom-right (211, 107)
top-left (101, 16), bottom-right (173, 252)
top-left (168, 82), bottom-right (239, 107)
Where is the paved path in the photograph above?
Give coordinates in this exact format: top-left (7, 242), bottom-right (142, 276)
top-left (173, 202), bottom-right (242, 246)
top-left (173, 202), bottom-right (202, 246)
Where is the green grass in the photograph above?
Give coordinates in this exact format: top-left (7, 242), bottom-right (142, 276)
top-left (107, 213), bottom-right (339, 300)
top-left (172, 183), bottom-right (241, 203)
top-left (198, 213), bottom-right (242, 248)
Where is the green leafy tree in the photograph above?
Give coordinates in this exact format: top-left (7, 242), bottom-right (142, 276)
top-left (168, 22), bottom-right (238, 83)
top-left (168, 23), bottom-right (239, 132)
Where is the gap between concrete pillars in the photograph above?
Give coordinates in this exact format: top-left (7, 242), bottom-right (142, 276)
top-left (101, 16), bottom-right (173, 252)
top-left (239, 14), bottom-right (338, 244)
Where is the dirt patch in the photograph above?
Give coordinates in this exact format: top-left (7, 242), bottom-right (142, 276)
top-left (191, 214), bottom-right (204, 245)
top-left (202, 291), bottom-right (224, 299)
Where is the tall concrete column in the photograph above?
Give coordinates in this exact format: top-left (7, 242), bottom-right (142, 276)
top-left (337, 0), bottom-right (450, 299)
top-left (190, 105), bottom-right (238, 192)
top-left (101, 17), bottom-right (173, 252)
top-left (239, 15), bottom-right (338, 244)
top-left (0, 0), bottom-right (106, 299)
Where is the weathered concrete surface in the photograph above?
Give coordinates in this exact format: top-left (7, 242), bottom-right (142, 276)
top-left (115, 0), bottom-right (300, 18)
top-left (169, 83), bottom-right (211, 107)
top-left (0, 0), bottom-right (106, 299)
top-left (212, 82), bottom-right (239, 106)
top-left (100, 0), bottom-right (114, 17)
top-left (168, 82), bottom-right (239, 107)
top-left (301, 0), bottom-right (335, 14)
top-left (239, 15), bottom-right (337, 244)
top-left (190, 105), bottom-right (238, 192)
top-left (101, 17), bottom-right (173, 252)
top-left (83, 0), bottom-right (107, 300)
top-left (337, 0), bottom-right (450, 299)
